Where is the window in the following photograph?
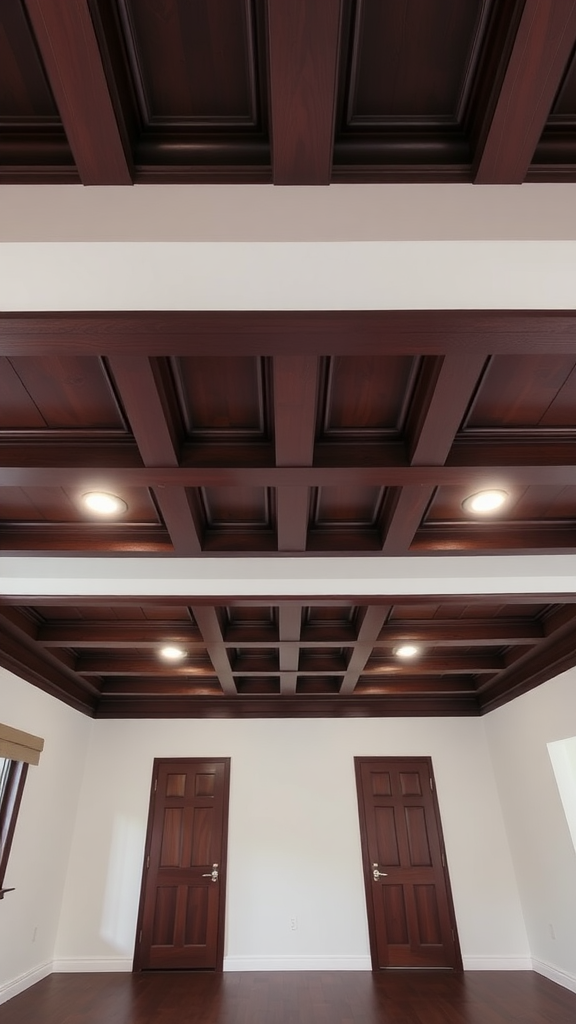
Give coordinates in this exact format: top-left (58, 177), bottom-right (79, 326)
top-left (0, 724), bottom-right (44, 899)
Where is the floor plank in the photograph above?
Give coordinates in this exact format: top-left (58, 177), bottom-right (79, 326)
top-left (1, 971), bottom-right (575, 1024)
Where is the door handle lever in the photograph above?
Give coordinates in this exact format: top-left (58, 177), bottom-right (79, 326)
top-left (372, 863), bottom-right (388, 881)
top-left (202, 863), bottom-right (219, 882)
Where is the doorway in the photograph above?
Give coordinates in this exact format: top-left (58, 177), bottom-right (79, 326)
top-left (134, 757), bottom-right (230, 971)
top-left (355, 756), bottom-right (461, 970)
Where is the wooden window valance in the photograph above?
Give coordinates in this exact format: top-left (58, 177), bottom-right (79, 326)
top-left (0, 724), bottom-right (44, 765)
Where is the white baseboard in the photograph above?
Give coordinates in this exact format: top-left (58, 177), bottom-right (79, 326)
top-left (0, 961), bottom-right (52, 1006)
top-left (224, 955), bottom-right (372, 972)
top-left (462, 956), bottom-right (532, 971)
top-left (532, 958), bottom-right (576, 994)
top-left (52, 958), bottom-right (132, 973)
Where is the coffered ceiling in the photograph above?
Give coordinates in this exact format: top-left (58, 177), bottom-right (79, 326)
top-left (2, 310), bottom-right (576, 718)
top-left (3, 0), bottom-right (576, 186)
top-left (2, 1), bottom-right (576, 720)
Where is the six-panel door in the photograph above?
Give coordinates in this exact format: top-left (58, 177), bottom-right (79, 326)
top-left (135, 758), bottom-right (230, 970)
top-left (355, 757), bottom-right (461, 970)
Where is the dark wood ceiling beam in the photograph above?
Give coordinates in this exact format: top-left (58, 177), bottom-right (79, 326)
top-left (357, 678), bottom-right (477, 695)
top-left (100, 679), bottom-right (221, 696)
top-left (479, 624), bottom-right (576, 713)
top-left (38, 622), bottom-right (203, 647)
top-left (6, 311), bottom-right (576, 359)
top-left (274, 355), bottom-right (318, 551)
top-left (340, 607), bottom-right (391, 695)
top-left (363, 654), bottom-right (502, 675)
top-left (376, 620), bottom-right (542, 646)
top-left (0, 611), bottom-right (98, 708)
top-left (7, 456), bottom-right (576, 487)
top-left (94, 694), bottom-right (481, 719)
top-left (108, 356), bottom-right (202, 555)
top-left (0, 525), bottom-right (171, 555)
top-left (267, 0), bottom-right (342, 184)
top-left (412, 524), bottom-right (576, 554)
top-left (380, 486), bottom-right (434, 555)
top-left (407, 354), bottom-right (487, 465)
top-left (475, 0), bottom-right (576, 183)
top-left (23, 0), bottom-right (132, 185)
top-left (279, 604), bottom-right (302, 694)
top-left (77, 657), bottom-right (213, 677)
top-left (191, 607), bottom-right (237, 696)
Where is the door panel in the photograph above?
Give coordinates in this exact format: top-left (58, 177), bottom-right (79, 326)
top-left (355, 757), bottom-right (461, 970)
top-left (135, 758), bottom-right (230, 971)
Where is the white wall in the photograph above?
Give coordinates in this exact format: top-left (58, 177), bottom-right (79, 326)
top-left (484, 668), bottom-right (576, 993)
top-left (54, 713), bottom-right (529, 972)
top-left (0, 668), bottom-right (91, 1003)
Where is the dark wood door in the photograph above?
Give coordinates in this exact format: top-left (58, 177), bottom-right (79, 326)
top-left (134, 758), bottom-right (230, 971)
top-left (355, 757), bottom-right (461, 970)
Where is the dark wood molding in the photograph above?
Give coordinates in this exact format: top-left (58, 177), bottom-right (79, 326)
top-left (23, 0), bottom-right (132, 185)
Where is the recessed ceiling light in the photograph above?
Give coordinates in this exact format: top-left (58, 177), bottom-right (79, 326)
top-left (462, 489), bottom-right (509, 514)
top-left (394, 644), bottom-right (420, 659)
top-left (81, 491), bottom-right (127, 516)
top-left (160, 645), bottom-right (187, 662)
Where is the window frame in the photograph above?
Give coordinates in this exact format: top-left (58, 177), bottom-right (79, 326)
top-left (0, 758), bottom-right (29, 898)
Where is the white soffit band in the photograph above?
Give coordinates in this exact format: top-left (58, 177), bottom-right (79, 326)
top-left (2, 556), bottom-right (576, 598)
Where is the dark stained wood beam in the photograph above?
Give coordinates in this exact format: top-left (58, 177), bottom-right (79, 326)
top-left (375, 619), bottom-right (542, 647)
top-left (267, 0), bottom-right (342, 184)
top-left (76, 656), bottom-right (214, 676)
top-left (0, 613), bottom-right (98, 713)
top-left (380, 486), bottom-right (434, 555)
top-left (407, 354), bottom-right (487, 465)
top-left (5, 311), bottom-right (576, 360)
top-left (475, 0), bottom-right (576, 183)
top-left (363, 654), bottom-right (503, 676)
top-left (108, 356), bottom-right (202, 555)
top-left (23, 0), bottom-right (132, 185)
top-left (0, 525), bottom-right (172, 555)
top-left (279, 604), bottom-right (302, 695)
top-left (191, 607), bottom-right (237, 696)
top-left (356, 678), bottom-right (477, 695)
top-left (38, 622), bottom-right (203, 648)
top-left (479, 624), bottom-right (576, 712)
top-left (95, 694), bottom-right (481, 719)
top-left (107, 357), bottom-right (180, 466)
top-left (274, 355), bottom-right (318, 551)
top-left (340, 607), bottom-right (390, 695)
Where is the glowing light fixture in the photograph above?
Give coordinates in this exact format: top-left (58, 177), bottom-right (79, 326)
top-left (462, 489), bottom-right (509, 514)
top-left (81, 491), bottom-right (127, 515)
top-left (394, 644), bottom-right (420, 659)
top-left (160, 645), bottom-right (187, 662)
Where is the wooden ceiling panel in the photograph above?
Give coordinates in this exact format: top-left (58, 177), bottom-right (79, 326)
top-left (320, 355), bottom-right (415, 435)
top-left (312, 485), bottom-right (384, 526)
top-left (0, 0), bottom-right (74, 180)
top-left (465, 355), bottom-right (576, 428)
top-left (120, 0), bottom-right (258, 123)
top-left (174, 356), bottom-right (268, 437)
top-left (201, 485), bottom-right (272, 527)
top-left (347, 0), bottom-right (487, 121)
top-left (425, 484), bottom-right (576, 525)
top-left (1, 356), bottom-right (125, 430)
top-left (0, 484), bottom-right (159, 523)
top-left (0, 0), bottom-right (57, 116)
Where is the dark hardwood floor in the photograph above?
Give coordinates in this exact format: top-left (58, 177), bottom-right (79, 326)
top-left (1, 971), bottom-right (575, 1024)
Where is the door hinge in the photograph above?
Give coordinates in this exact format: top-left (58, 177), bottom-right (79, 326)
top-left (429, 776), bottom-right (433, 790)
top-left (146, 855), bottom-right (150, 870)
top-left (154, 778), bottom-right (158, 793)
